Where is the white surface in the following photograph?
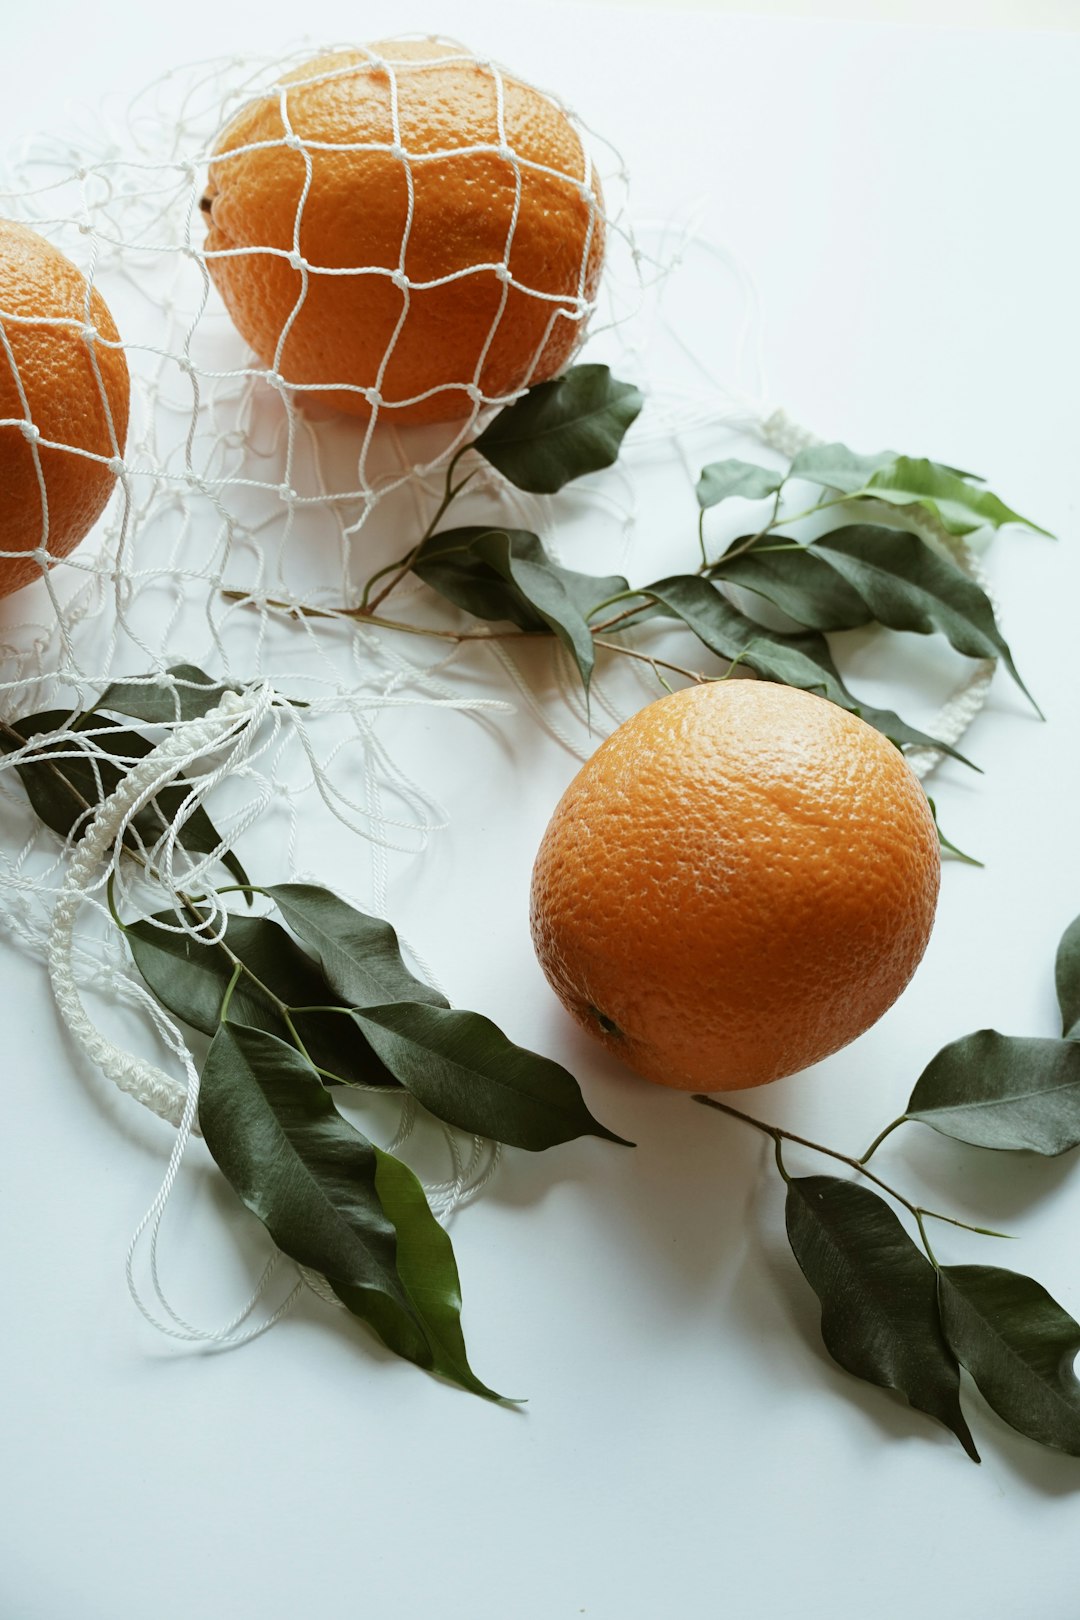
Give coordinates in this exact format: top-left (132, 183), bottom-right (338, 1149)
top-left (598, 0), bottom-right (1080, 26)
top-left (2, 8), bottom-right (1080, 1620)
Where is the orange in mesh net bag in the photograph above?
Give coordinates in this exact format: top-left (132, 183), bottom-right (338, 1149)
top-left (0, 218), bottom-right (129, 599)
top-left (530, 681), bottom-right (942, 1092)
top-left (201, 40), bottom-right (606, 424)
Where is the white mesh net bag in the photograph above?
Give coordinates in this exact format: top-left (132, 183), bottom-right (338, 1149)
top-left (0, 36), bottom-right (993, 1351)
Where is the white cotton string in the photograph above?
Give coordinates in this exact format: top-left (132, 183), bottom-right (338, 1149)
top-left (42, 685), bottom-right (308, 1345)
top-left (41, 681), bottom-right (500, 1340)
top-left (43, 695), bottom-right (266, 1128)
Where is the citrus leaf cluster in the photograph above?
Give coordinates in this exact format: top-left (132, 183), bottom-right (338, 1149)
top-left (4, 683), bottom-right (629, 1397)
top-left (699, 908), bottom-right (1080, 1464)
top-left (129, 877), bottom-right (627, 1394)
top-left (371, 370), bottom-right (1044, 789)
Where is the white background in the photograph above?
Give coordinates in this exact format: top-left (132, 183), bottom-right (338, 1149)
top-left (2, 5), bottom-right (1080, 1619)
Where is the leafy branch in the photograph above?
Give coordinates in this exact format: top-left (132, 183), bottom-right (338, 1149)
top-left (693, 906), bottom-right (1080, 1463)
top-left (3, 675), bottom-right (629, 1397)
top-left (223, 368), bottom-right (1045, 836)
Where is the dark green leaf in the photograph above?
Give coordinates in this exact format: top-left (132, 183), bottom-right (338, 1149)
top-left (332, 1148), bottom-right (502, 1399)
top-left (709, 536), bottom-right (873, 631)
top-left (938, 1266), bottom-right (1080, 1455)
top-left (351, 1002), bottom-right (631, 1151)
top-left (808, 526), bottom-right (1036, 711)
top-left (472, 365), bottom-right (642, 493)
top-left (644, 574), bottom-right (831, 678)
top-left (413, 527), bottom-right (599, 689)
top-left (265, 884), bottom-right (448, 1011)
top-left (198, 1023), bottom-right (490, 1392)
top-left (862, 458), bottom-right (1050, 537)
top-left (126, 908), bottom-right (398, 1088)
top-left (199, 1022), bottom-right (402, 1287)
top-left (789, 442), bottom-right (898, 495)
top-left (96, 664), bottom-right (240, 724)
top-left (1055, 913), bottom-right (1080, 1039)
top-left (927, 796), bottom-right (983, 867)
top-left (643, 576), bottom-right (970, 762)
top-left (906, 1030), bottom-right (1080, 1155)
top-left (412, 535), bottom-right (547, 631)
top-left (0, 709), bottom-right (248, 886)
top-left (128, 909), bottom-right (256, 1036)
top-left (785, 1175), bottom-right (977, 1460)
top-left (696, 460), bottom-right (783, 510)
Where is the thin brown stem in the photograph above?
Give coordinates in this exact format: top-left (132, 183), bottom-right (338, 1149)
top-left (592, 637), bottom-right (707, 685)
top-left (692, 1094), bottom-right (1011, 1251)
top-left (360, 445), bottom-right (474, 614)
top-left (588, 599), bottom-right (654, 635)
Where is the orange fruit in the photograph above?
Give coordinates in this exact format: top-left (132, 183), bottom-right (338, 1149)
top-left (201, 40), bottom-right (605, 424)
top-left (530, 681), bottom-right (941, 1091)
top-left (0, 219), bottom-right (129, 599)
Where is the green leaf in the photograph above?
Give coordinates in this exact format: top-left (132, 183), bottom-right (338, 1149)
top-left (938, 1266), bottom-right (1080, 1455)
top-left (643, 576), bottom-right (971, 762)
top-left (412, 534), bottom-right (546, 632)
top-left (413, 527), bottom-right (602, 690)
top-left (785, 1175), bottom-right (978, 1461)
top-left (351, 1002), bottom-right (631, 1151)
top-left (264, 884), bottom-right (449, 1011)
top-left (472, 365), bottom-right (643, 493)
top-left (905, 1030), bottom-right (1080, 1155)
top-left (696, 460), bottom-right (784, 510)
top-left (0, 709), bottom-right (249, 887)
top-left (332, 1148), bottom-right (502, 1400)
top-left (808, 526), bottom-right (1037, 711)
top-left (198, 1023), bottom-right (492, 1394)
top-left (862, 458), bottom-right (1050, 538)
top-left (789, 444), bottom-right (1043, 535)
top-left (709, 537), bottom-right (873, 632)
top-left (789, 442), bottom-right (897, 496)
top-left (96, 664), bottom-right (240, 724)
top-left (1055, 913), bottom-right (1080, 1039)
top-left (126, 908), bottom-right (399, 1088)
top-left (927, 796), bottom-right (983, 867)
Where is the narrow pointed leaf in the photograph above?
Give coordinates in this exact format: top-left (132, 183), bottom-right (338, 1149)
top-left (906, 1030), bottom-right (1080, 1155)
top-left (197, 1026), bottom-right (434, 1357)
top-left (785, 1175), bottom-right (978, 1460)
top-left (862, 458), bottom-right (1049, 537)
top-left (332, 1148), bottom-right (502, 1399)
top-left (645, 574), bottom-right (836, 680)
top-left (695, 460), bottom-right (784, 510)
top-left (200, 1024), bottom-right (494, 1396)
top-left (1055, 913), bottom-right (1080, 1039)
top-left (643, 576), bottom-right (969, 762)
top-left (809, 525), bottom-right (1035, 710)
top-left (0, 709), bottom-right (248, 886)
top-left (97, 664), bottom-right (240, 724)
top-left (414, 526), bottom-right (599, 689)
top-left (412, 530), bottom-right (549, 631)
top-left (415, 526), bottom-right (629, 627)
top-left (352, 1002), bottom-right (631, 1151)
top-left (927, 796), bottom-right (983, 867)
top-left (473, 365), bottom-right (643, 493)
top-left (126, 908), bottom-right (398, 1087)
top-left (709, 537), bottom-right (873, 631)
top-left (938, 1266), bottom-right (1080, 1455)
top-left (789, 443), bottom-right (898, 495)
top-left (265, 883), bottom-right (448, 1011)
top-left (198, 1024), bottom-right (404, 1295)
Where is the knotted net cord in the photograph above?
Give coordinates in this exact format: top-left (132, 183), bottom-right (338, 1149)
top-left (0, 42), bottom-right (990, 1349)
